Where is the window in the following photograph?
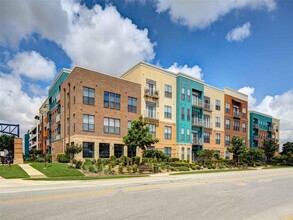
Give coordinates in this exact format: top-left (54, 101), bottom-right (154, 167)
top-left (99, 143), bottom-right (110, 158)
top-left (165, 85), bottom-right (172, 98)
top-left (128, 97), bottom-right (137, 113)
top-left (146, 82), bottom-right (156, 96)
top-left (225, 103), bottom-right (230, 113)
top-left (225, 151), bottom-right (230, 160)
top-left (181, 128), bottom-right (185, 141)
top-left (242, 108), bottom-right (247, 117)
top-left (225, 135), bottom-right (230, 146)
top-left (73, 114), bottom-right (75, 132)
top-left (187, 109), bottom-right (191, 121)
top-left (215, 116), bottom-right (221, 128)
top-left (164, 105), bottom-right (172, 119)
top-left (114, 144), bottom-right (124, 158)
top-left (104, 92), bottom-right (120, 110)
top-left (83, 142), bottom-right (94, 158)
top-left (83, 115), bottom-right (94, 131)
top-left (226, 119), bottom-right (230, 129)
top-left (73, 86), bottom-right (76, 104)
top-left (164, 147), bottom-right (171, 157)
top-left (187, 89), bottom-right (191, 101)
top-left (181, 87), bottom-right (185, 100)
top-left (216, 133), bottom-right (220, 144)
top-left (242, 123), bottom-right (246, 132)
top-left (181, 107), bottom-right (185, 120)
top-left (83, 87), bottom-right (95, 105)
top-left (204, 115), bottom-right (210, 128)
top-left (128, 146), bottom-right (136, 157)
top-left (187, 148), bottom-right (190, 161)
top-left (146, 105), bottom-right (156, 119)
top-left (128, 120), bottom-right (132, 129)
top-left (204, 132), bottom-right (210, 143)
top-left (147, 124), bottom-right (156, 137)
top-left (233, 121), bottom-right (240, 131)
top-left (104, 118), bottom-right (120, 134)
top-left (187, 128), bottom-right (190, 141)
top-left (216, 100), bottom-right (221, 110)
top-left (147, 146), bottom-right (155, 150)
top-left (164, 126), bottom-right (172, 139)
top-left (181, 148), bottom-right (185, 160)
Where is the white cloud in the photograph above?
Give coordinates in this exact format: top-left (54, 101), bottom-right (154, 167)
top-left (7, 51), bottom-right (56, 80)
top-left (238, 86), bottom-right (256, 108)
top-left (226, 22), bottom-right (251, 42)
top-left (0, 0), bottom-right (155, 75)
top-left (0, 73), bottom-right (46, 136)
top-left (155, 0), bottom-right (276, 29)
top-left (166, 62), bottom-right (203, 79)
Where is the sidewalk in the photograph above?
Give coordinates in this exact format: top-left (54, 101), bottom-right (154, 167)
top-left (18, 164), bottom-right (47, 178)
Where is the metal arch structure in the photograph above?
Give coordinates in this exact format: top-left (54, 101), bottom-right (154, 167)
top-left (0, 123), bottom-right (20, 137)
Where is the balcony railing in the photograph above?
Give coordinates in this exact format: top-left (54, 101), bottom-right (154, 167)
top-left (192, 118), bottom-right (203, 127)
top-left (56, 93), bottom-right (60, 103)
top-left (204, 103), bottom-right (213, 111)
top-left (253, 135), bottom-right (260, 140)
top-left (192, 99), bottom-right (203, 108)
top-left (144, 88), bottom-right (159, 99)
top-left (144, 111), bottom-right (159, 126)
top-left (56, 114), bottom-right (60, 123)
top-left (204, 122), bottom-right (212, 129)
top-left (253, 124), bottom-right (259, 129)
top-left (233, 111), bottom-right (240, 118)
top-left (192, 138), bottom-right (203, 145)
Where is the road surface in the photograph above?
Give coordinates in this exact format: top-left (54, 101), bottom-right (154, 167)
top-left (1, 168), bottom-right (292, 220)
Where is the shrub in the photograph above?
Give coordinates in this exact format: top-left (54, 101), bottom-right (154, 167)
top-left (133, 156), bottom-right (140, 165)
top-left (132, 164), bottom-right (138, 173)
top-left (169, 158), bottom-right (180, 162)
top-left (36, 158), bottom-right (45, 163)
top-left (107, 164), bottom-right (115, 175)
top-left (118, 163), bottom-right (124, 174)
top-left (25, 157), bottom-right (35, 162)
top-left (143, 149), bottom-right (166, 159)
top-left (126, 165), bottom-right (132, 173)
top-left (110, 155), bottom-right (116, 161)
top-left (170, 162), bottom-right (190, 167)
top-left (75, 160), bottom-right (82, 169)
top-left (98, 164), bottom-right (104, 173)
top-left (72, 159), bottom-right (77, 165)
top-left (177, 166), bottom-right (190, 172)
top-left (119, 156), bottom-right (127, 166)
top-left (45, 154), bottom-right (52, 163)
top-left (57, 153), bottom-right (70, 163)
top-left (89, 165), bottom-right (96, 173)
top-left (84, 159), bottom-right (94, 166)
top-left (190, 164), bottom-right (196, 170)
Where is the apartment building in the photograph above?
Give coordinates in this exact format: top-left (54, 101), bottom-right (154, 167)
top-left (38, 98), bottom-right (49, 153)
top-left (203, 85), bottom-right (226, 158)
top-left (51, 67), bottom-right (141, 160)
top-left (29, 125), bottom-right (38, 151)
top-left (176, 73), bottom-right (204, 161)
top-left (272, 118), bottom-right (280, 151)
top-left (121, 62), bottom-right (177, 158)
top-left (224, 88), bottom-right (248, 152)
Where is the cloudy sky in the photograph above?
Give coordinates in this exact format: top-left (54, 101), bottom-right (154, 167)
top-left (0, 0), bottom-right (292, 145)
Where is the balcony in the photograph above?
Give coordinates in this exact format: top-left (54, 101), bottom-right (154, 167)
top-left (204, 103), bottom-right (213, 112)
top-left (56, 93), bottom-right (60, 103)
top-left (204, 122), bottom-right (212, 129)
top-left (253, 135), bottom-right (260, 140)
top-left (192, 99), bottom-right (203, 108)
top-left (192, 138), bottom-right (203, 145)
top-left (144, 111), bottom-right (159, 126)
top-left (144, 88), bottom-right (159, 99)
top-left (253, 124), bottom-right (259, 129)
top-left (192, 118), bottom-right (203, 127)
top-left (233, 111), bottom-right (241, 118)
top-left (56, 114), bottom-right (60, 123)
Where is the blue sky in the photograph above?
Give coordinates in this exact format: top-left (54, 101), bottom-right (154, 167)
top-left (0, 0), bottom-right (292, 143)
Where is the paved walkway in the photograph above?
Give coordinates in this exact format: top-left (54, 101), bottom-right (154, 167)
top-left (18, 164), bottom-right (47, 178)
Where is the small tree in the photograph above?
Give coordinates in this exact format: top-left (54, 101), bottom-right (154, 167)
top-left (0, 134), bottom-right (14, 155)
top-left (123, 116), bottom-right (159, 164)
top-left (262, 139), bottom-right (278, 164)
top-left (65, 144), bottom-right (82, 167)
top-left (196, 149), bottom-right (215, 166)
top-left (227, 136), bottom-right (247, 165)
top-left (240, 148), bottom-right (265, 166)
top-left (280, 142), bottom-right (293, 165)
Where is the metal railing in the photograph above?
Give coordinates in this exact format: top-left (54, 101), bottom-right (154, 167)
top-left (192, 98), bottom-right (203, 108)
top-left (192, 118), bottom-right (203, 126)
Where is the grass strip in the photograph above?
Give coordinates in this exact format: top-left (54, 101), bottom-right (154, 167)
top-left (30, 163), bottom-right (84, 177)
top-left (170, 168), bottom-right (256, 175)
top-left (0, 165), bottom-right (30, 179)
top-left (262, 165), bottom-right (293, 169)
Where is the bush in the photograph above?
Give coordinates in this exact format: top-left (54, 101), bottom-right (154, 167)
top-left (170, 162), bottom-right (190, 167)
top-left (126, 165), bottom-right (132, 173)
top-left (169, 158), bottom-right (180, 162)
top-left (45, 154), bottom-right (52, 163)
top-left (36, 158), bottom-right (45, 163)
top-left (132, 164), bottom-right (138, 173)
top-left (133, 156), bottom-right (140, 165)
top-left (119, 156), bottom-right (127, 166)
top-left (177, 166), bottom-right (190, 172)
top-left (118, 163), bottom-right (124, 174)
top-left (75, 160), bottom-right (82, 169)
top-left (57, 153), bottom-right (70, 163)
top-left (72, 159), bottom-right (77, 165)
top-left (25, 157), bottom-right (35, 162)
top-left (89, 165), bottom-right (96, 173)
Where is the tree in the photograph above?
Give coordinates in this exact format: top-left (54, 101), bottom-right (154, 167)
top-left (0, 134), bottom-right (14, 154)
top-left (279, 142), bottom-right (293, 165)
top-left (262, 139), bottom-right (278, 163)
top-left (239, 148), bottom-right (265, 166)
top-left (227, 136), bottom-right (247, 165)
top-left (123, 116), bottom-right (159, 162)
top-left (65, 144), bottom-right (82, 167)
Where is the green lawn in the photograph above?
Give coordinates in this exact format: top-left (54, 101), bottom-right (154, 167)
top-left (262, 165), bottom-right (293, 169)
top-left (30, 163), bottom-right (84, 177)
top-left (170, 168), bottom-right (256, 175)
top-left (0, 165), bottom-right (30, 179)
top-left (26, 174), bottom-right (149, 181)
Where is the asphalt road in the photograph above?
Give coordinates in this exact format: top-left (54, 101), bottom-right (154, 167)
top-left (0, 168), bottom-right (292, 220)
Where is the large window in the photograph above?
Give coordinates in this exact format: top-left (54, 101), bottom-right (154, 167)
top-left (164, 147), bottom-right (171, 157)
top-left (104, 118), bottom-right (120, 134)
top-left (187, 89), bottom-right (191, 102)
top-left (181, 107), bottom-right (185, 120)
top-left (215, 100), bottom-right (221, 110)
top-left (187, 109), bottom-right (191, 121)
top-left (146, 105), bottom-right (156, 119)
top-left (215, 116), bottom-right (221, 128)
top-left (83, 87), bottom-right (95, 105)
top-left (83, 142), bottom-right (94, 158)
top-left (181, 128), bottom-right (184, 141)
top-left (83, 115), bottom-right (94, 132)
top-left (226, 119), bottom-right (230, 129)
top-left (114, 144), bottom-right (124, 158)
top-left (225, 135), bottom-right (230, 146)
top-left (204, 132), bottom-right (210, 143)
top-left (165, 85), bottom-right (172, 98)
top-left (104, 92), bottom-right (120, 110)
top-left (181, 148), bottom-right (185, 160)
top-left (147, 124), bottom-right (156, 137)
top-left (181, 87), bottom-right (185, 100)
top-left (242, 123), bottom-right (246, 132)
top-left (225, 151), bottom-right (230, 160)
top-left (164, 126), bottom-right (172, 139)
top-left (164, 105), bottom-right (172, 119)
top-left (187, 128), bottom-right (190, 141)
top-left (99, 143), bottom-right (109, 158)
top-left (225, 103), bottom-right (230, 113)
top-left (233, 121), bottom-right (240, 131)
top-left (204, 115), bottom-right (210, 128)
top-left (128, 97), bottom-right (137, 113)
top-left (146, 82), bottom-right (156, 96)
top-left (216, 133), bottom-right (220, 144)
